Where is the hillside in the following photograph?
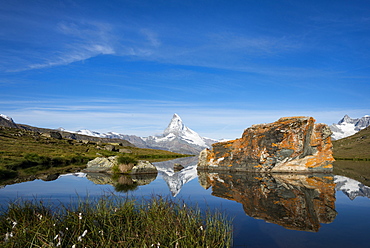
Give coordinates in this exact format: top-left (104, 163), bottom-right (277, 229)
top-left (0, 114), bottom-right (135, 146)
top-left (0, 126), bottom-right (189, 185)
top-left (332, 126), bottom-right (370, 160)
top-left (332, 126), bottom-right (370, 186)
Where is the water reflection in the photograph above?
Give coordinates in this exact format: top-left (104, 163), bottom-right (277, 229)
top-left (86, 173), bottom-right (157, 192)
top-left (154, 156), bottom-right (198, 197)
top-left (335, 175), bottom-right (370, 200)
top-left (82, 156), bottom-right (199, 195)
top-left (198, 171), bottom-right (337, 232)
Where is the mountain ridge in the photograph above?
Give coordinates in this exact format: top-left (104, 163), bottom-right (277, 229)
top-left (0, 114), bottom-right (134, 146)
top-left (0, 113), bottom-right (218, 155)
top-left (64, 113), bottom-right (219, 154)
top-left (330, 114), bottom-right (370, 140)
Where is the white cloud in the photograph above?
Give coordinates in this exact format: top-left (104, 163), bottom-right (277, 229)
top-left (4, 20), bottom-right (117, 72)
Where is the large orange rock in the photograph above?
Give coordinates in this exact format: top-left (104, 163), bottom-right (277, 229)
top-left (198, 117), bottom-right (334, 172)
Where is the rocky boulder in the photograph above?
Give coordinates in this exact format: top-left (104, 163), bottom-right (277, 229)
top-left (198, 116), bottom-right (334, 172)
top-left (50, 131), bottom-right (63, 139)
top-left (130, 161), bottom-right (158, 174)
top-left (85, 156), bottom-right (118, 172)
top-left (85, 156), bottom-right (158, 174)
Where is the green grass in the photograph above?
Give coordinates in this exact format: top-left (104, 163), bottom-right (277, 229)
top-left (0, 195), bottom-right (232, 247)
top-left (332, 126), bottom-right (370, 160)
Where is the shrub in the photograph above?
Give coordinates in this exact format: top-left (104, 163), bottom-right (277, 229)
top-left (0, 169), bottom-right (17, 181)
top-left (117, 155), bottom-right (138, 165)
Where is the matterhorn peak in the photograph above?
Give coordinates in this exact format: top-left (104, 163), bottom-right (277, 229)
top-left (163, 113), bottom-right (185, 136)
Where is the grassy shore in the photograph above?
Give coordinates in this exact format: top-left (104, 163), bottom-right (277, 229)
top-left (0, 126), bottom-right (189, 184)
top-left (333, 160), bottom-right (370, 187)
top-left (0, 196), bottom-right (232, 247)
top-left (332, 126), bottom-right (370, 185)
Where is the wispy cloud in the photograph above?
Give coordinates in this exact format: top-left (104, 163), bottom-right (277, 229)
top-left (2, 19), bottom-right (117, 72)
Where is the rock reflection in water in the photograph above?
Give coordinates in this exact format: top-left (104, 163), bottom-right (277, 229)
top-left (86, 173), bottom-right (157, 192)
top-left (198, 171), bottom-right (337, 232)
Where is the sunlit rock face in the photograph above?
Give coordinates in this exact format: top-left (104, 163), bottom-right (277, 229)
top-left (198, 117), bottom-right (334, 172)
top-left (198, 171), bottom-right (337, 232)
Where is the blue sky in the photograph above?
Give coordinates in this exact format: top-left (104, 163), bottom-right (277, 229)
top-left (1, 0), bottom-right (370, 139)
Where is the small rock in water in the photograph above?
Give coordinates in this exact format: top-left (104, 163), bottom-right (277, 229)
top-left (174, 163), bottom-right (184, 172)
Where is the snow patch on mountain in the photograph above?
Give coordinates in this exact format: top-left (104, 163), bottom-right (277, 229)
top-left (0, 114), bottom-right (14, 122)
top-left (330, 114), bottom-right (370, 140)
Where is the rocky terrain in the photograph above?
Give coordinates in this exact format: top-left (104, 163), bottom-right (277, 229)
top-left (198, 117), bottom-right (334, 172)
top-left (0, 114), bottom-right (134, 146)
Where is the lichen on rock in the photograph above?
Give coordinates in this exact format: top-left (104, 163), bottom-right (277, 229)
top-left (198, 116), bottom-right (334, 172)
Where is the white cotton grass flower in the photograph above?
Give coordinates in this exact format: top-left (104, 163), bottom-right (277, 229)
top-left (54, 234), bottom-right (62, 247)
top-left (151, 242), bottom-right (160, 247)
top-left (78, 213), bottom-right (82, 220)
top-left (36, 213), bottom-right (43, 220)
top-left (72, 245), bottom-right (76, 248)
top-left (12, 221), bottom-right (17, 229)
top-left (77, 230), bottom-right (88, 242)
top-left (4, 232), bottom-right (13, 242)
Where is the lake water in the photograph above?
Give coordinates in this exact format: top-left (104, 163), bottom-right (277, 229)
top-left (1, 157), bottom-right (370, 248)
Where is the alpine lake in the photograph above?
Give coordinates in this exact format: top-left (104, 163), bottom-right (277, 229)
top-left (1, 156), bottom-right (370, 248)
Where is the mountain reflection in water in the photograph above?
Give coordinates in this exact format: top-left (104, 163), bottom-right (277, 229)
top-left (154, 156), bottom-right (198, 197)
top-left (198, 171), bottom-right (337, 232)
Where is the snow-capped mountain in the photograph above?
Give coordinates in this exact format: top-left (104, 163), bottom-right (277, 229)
top-left (163, 113), bottom-right (207, 147)
top-left (143, 114), bottom-right (218, 154)
top-left (334, 175), bottom-right (370, 200)
top-left (61, 114), bottom-right (219, 155)
top-left (330, 115), bottom-right (370, 140)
